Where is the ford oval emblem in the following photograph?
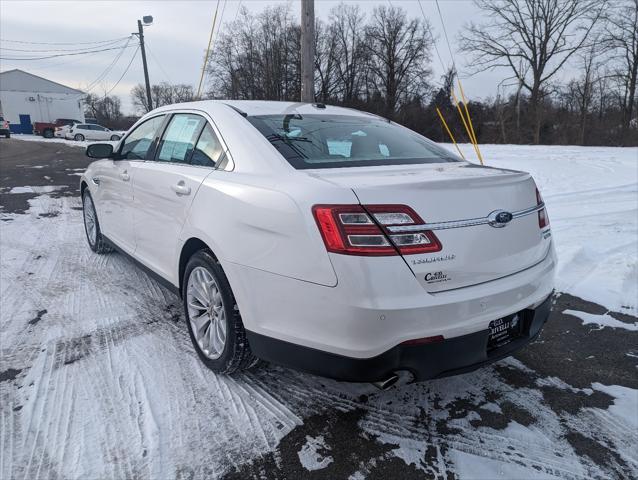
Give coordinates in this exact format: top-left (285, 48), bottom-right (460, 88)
top-left (488, 210), bottom-right (513, 228)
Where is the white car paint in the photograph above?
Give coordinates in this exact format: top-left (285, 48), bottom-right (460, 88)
top-left (80, 100), bottom-right (556, 379)
top-left (66, 123), bottom-right (126, 141)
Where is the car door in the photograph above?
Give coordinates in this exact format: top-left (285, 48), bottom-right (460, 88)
top-left (131, 113), bottom-right (223, 284)
top-left (94, 114), bottom-right (167, 254)
top-left (75, 125), bottom-right (89, 138)
top-left (88, 124), bottom-right (104, 140)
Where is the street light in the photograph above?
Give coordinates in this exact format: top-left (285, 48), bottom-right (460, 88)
top-left (134, 15), bottom-right (154, 111)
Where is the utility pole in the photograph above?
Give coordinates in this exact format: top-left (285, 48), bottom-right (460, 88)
top-left (300, 0), bottom-right (315, 102)
top-left (135, 16), bottom-right (154, 111)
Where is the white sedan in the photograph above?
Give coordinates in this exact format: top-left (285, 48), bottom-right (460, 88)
top-left (66, 123), bottom-right (126, 141)
top-left (80, 100), bottom-right (555, 387)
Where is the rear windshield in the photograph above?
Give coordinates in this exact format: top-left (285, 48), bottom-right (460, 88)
top-left (246, 114), bottom-right (459, 169)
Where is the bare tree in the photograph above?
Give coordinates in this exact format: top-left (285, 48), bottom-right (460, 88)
top-left (131, 82), bottom-right (194, 113)
top-left (364, 5), bottom-right (433, 118)
top-left (460, 0), bottom-right (606, 143)
top-left (84, 94), bottom-right (122, 127)
top-left (314, 19), bottom-right (339, 102)
top-left (604, 0), bottom-right (638, 144)
top-left (208, 5), bottom-right (300, 101)
top-left (329, 4), bottom-right (368, 104)
top-left (568, 34), bottom-right (606, 144)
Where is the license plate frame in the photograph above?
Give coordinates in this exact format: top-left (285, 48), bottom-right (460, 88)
top-left (487, 313), bottom-right (523, 351)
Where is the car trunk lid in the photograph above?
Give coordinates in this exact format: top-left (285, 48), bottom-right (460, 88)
top-left (308, 162), bottom-right (551, 292)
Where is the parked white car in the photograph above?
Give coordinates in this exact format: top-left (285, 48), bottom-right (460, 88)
top-left (80, 101), bottom-right (555, 387)
top-left (66, 123), bottom-right (126, 141)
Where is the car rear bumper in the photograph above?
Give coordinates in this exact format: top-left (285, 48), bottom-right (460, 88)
top-left (226, 243), bottom-right (556, 359)
top-left (247, 294), bottom-right (552, 382)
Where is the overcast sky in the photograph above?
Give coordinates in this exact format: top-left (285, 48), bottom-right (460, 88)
top-left (1, 0), bottom-right (544, 115)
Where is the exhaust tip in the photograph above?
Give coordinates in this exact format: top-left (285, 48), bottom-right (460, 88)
top-left (372, 373), bottom-right (399, 391)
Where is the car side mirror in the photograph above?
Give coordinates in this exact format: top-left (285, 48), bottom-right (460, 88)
top-left (86, 143), bottom-right (114, 159)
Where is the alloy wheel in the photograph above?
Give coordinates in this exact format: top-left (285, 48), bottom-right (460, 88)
top-left (83, 194), bottom-right (97, 246)
top-left (186, 267), bottom-right (227, 359)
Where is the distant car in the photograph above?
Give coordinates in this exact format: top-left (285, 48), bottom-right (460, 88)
top-left (55, 124), bottom-right (74, 138)
top-left (34, 118), bottom-right (80, 138)
top-left (66, 123), bottom-right (126, 141)
top-left (0, 116), bottom-right (10, 138)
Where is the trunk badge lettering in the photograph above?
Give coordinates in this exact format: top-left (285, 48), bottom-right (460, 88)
top-left (488, 210), bottom-right (513, 228)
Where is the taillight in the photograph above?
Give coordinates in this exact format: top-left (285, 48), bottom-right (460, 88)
top-left (536, 188), bottom-right (549, 229)
top-left (312, 204), bottom-right (442, 256)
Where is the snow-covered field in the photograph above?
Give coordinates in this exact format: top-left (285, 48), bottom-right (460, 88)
top-left (447, 143), bottom-right (638, 314)
top-left (1, 138), bottom-right (637, 479)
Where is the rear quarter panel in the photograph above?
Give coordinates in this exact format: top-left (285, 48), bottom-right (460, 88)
top-left (178, 170), bottom-right (357, 288)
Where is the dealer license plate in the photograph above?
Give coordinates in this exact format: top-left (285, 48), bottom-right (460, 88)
top-left (487, 314), bottom-right (522, 351)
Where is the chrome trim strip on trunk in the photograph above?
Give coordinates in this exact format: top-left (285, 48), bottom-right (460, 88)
top-left (387, 203), bottom-right (545, 232)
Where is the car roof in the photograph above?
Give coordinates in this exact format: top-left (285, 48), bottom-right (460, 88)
top-left (152, 100), bottom-right (380, 119)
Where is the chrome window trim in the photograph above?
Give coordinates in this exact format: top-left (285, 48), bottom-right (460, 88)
top-left (147, 108), bottom-right (235, 171)
top-left (386, 203), bottom-right (545, 232)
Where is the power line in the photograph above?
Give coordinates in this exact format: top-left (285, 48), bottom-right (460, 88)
top-left (102, 46), bottom-right (140, 97)
top-left (0, 38), bottom-right (130, 53)
top-left (434, 0), bottom-right (457, 74)
top-left (416, 0), bottom-right (448, 75)
top-left (0, 36), bottom-right (131, 46)
top-left (234, 0), bottom-right (243, 21)
top-left (0, 44), bottom-right (135, 61)
top-left (82, 38), bottom-right (134, 95)
top-left (145, 41), bottom-right (172, 84)
top-left (212, 0), bottom-right (228, 49)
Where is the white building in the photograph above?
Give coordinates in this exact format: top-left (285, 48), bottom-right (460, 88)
top-left (0, 69), bottom-right (84, 133)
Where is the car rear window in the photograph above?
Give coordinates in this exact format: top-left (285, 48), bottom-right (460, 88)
top-left (246, 114), bottom-right (459, 169)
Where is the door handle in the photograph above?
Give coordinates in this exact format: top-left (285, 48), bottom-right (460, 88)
top-left (91, 177), bottom-right (100, 185)
top-left (120, 170), bottom-right (130, 181)
top-left (171, 181), bottom-right (191, 196)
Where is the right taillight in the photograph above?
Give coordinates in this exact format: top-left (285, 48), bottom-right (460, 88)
top-left (536, 187), bottom-right (549, 229)
top-left (312, 204), bottom-right (442, 256)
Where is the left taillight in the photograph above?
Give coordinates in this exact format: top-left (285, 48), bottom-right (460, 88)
top-left (312, 204), bottom-right (442, 256)
top-left (536, 187), bottom-right (549, 229)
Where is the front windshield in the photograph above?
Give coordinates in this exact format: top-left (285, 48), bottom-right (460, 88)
top-left (246, 114), bottom-right (460, 169)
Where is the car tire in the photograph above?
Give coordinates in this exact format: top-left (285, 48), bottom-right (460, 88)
top-left (183, 250), bottom-right (258, 374)
top-left (74, 134), bottom-right (85, 141)
top-left (4, 133), bottom-right (9, 139)
top-left (82, 190), bottom-right (112, 254)
top-left (43, 129), bottom-right (54, 139)
top-left (110, 135), bottom-right (120, 141)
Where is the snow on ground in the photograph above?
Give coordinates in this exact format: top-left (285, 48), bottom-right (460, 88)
top-left (9, 133), bottom-right (117, 148)
top-left (564, 309), bottom-right (638, 331)
top-left (1, 141), bottom-right (637, 479)
top-left (444, 144), bottom-right (638, 314)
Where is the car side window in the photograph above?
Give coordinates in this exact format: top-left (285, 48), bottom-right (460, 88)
top-left (120, 115), bottom-right (165, 160)
top-left (156, 114), bottom-right (206, 164)
top-left (191, 124), bottom-right (224, 168)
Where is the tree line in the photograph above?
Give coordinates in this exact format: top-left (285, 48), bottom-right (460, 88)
top-left (93, 0), bottom-right (636, 147)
